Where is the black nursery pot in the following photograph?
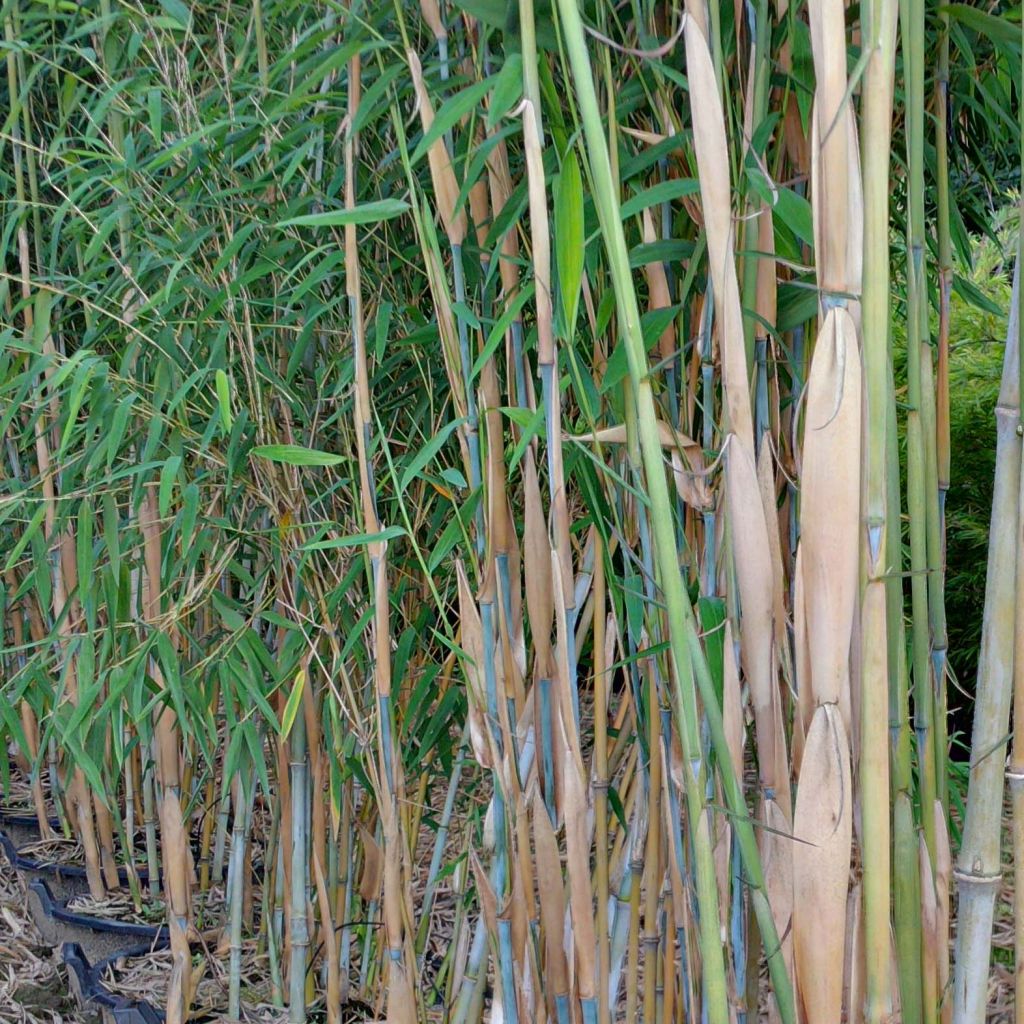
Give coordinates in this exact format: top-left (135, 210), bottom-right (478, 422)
top-left (27, 878), bottom-right (169, 964)
top-left (63, 941), bottom-right (166, 1024)
top-left (0, 809), bottom-right (59, 847)
top-left (0, 827), bottom-right (153, 902)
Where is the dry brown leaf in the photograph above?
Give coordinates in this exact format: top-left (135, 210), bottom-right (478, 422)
top-left (557, 709), bottom-right (597, 1001)
top-left (799, 307), bottom-right (861, 725)
top-left (934, 801), bottom-right (952, 1024)
top-left (565, 422), bottom-right (711, 509)
top-left (358, 824), bottom-right (384, 902)
top-left (722, 620), bottom-right (744, 785)
top-left (761, 795), bottom-right (794, 1024)
top-left (408, 49), bottom-right (467, 245)
top-left (522, 452), bottom-right (554, 675)
top-left (726, 444), bottom-right (777, 791)
top-left (792, 704), bottom-right (852, 1024)
top-left (844, 880), bottom-right (864, 1024)
top-left (683, 15), bottom-right (754, 450)
top-left (532, 792), bottom-right (570, 1001)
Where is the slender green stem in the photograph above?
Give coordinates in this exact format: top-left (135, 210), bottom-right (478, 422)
top-left (553, 3), bottom-right (793, 1020)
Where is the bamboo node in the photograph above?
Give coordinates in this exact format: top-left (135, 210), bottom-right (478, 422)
top-left (952, 866), bottom-right (1001, 888)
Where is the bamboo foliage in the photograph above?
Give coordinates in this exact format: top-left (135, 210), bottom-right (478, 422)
top-left (0, 2), bottom-right (1020, 1024)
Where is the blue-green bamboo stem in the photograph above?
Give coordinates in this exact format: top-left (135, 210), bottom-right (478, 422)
top-left (288, 708), bottom-right (309, 1024)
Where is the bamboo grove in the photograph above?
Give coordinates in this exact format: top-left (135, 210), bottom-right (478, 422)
top-left (0, 0), bottom-right (1021, 1022)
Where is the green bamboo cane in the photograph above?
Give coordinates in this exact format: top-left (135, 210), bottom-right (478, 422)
top-left (890, 400), bottom-right (924, 1024)
top-left (593, 547), bottom-right (611, 1024)
top-left (228, 768), bottom-right (256, 1020)
top-left (260, 806), bottom-right (284, 1007)
top-left (211, 772), bottom-right (231, 885)
top-left (951, 262), bottom-right (1021, 1024)
top-left (933, 3), bottom-right (953, 814)
top-left (97, 0), bottom-right (130, 263)
top-left (336, 786), bottom-right (353, 1005)
top-left (625, 811), bottom-right (643, 1024)
top-left (1013, 31), bottom-right (1024, 1024)
top-left (898, 0), bottom-right (938, 869)
top-left (288, 696), bottom-right (310, 1024)
top-left (552, 4), bottom-right (794, 1020)
top-left (519, 0), bottom-right (544, 143)
top-left (641, 676), bottom-right (662, 1024)
top-left (860, 0), bottom-right (898, 1018)
top-left (8, 0), bottom-right (43, 275)
top-left (739, 0), bottom-right (771, 371)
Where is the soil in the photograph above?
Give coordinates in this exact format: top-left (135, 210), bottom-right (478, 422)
top-left (0, 842), bottom-right (86, 1024)
top-left (1, 767), bottom-right (1019, 1022)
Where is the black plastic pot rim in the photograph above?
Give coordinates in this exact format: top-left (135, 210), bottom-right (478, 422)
top-left (63, 941), bottom-right (166, 1024)
top-left (0, 827), bottom-right (152, 885)
top-left (1, 816), bottom-right (167, 1024)
top-left (0, 807), bottom-right (61, 828)
top-left (30, 878), bottom-right (170, 939)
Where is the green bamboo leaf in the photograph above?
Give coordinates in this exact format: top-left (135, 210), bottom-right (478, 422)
top-left (83, 209), bottom-right (122, 263)
top-left (77, 501), bottom-right (94, 601)
top-left (32, 534), bottom-right (50, 615)
top-left (697, 596), bottom-right (727, 705)
top-left (607, 784), bottom-right (628, 830)
top-left (58, 361), bottom-right (94, 460)
top-left (487, 53), bottom-right (523, 127)
top-left (374, 301), bottom-right (393, 360)
top-left (280, 669), bottom-right (306, 740)
top-left (221, 722), bottom-right (245, 799)
top-left (63, 654), bottom-right (102, 748)
top-left (410, 77), bottom-right (495, 165)
top-left (452, 302), bottom-right (481, 329)
top-left (749, 170), bottom-right (814, 246)
top-left (147, 87), bottom-right (162, 143)
top-left (180, 483), bottom-right (199, 549)
top-left (245, 726), bottom-right (272, 803)
top-left (212, 590), bottom-right (247, 632)
top-left (156, 0), bottom-right (191, 29)
top-left (940, 4), bottom-right (1020, 47)
top-left (103, 491), bottom-right (120, 578)
top-left (251, 444), bottom-right (345, 466)
top-left (555, 152), bottom-right (585, 338)
top-left (303, 525), bottom-right (406, 551)
top-left (398, 418), bottom-right (466, 495)
top-left (43, 349), bottom-right (86, 393)
top-left (954, 272), bottom-right (1006, 316)
top-left (215, 369), bottom-right (232, 431)
top-left (156, 632), bottom-right (190, 735)
top-left (106, 398), bottom-right (135, 472)
top-left (0, 694), bottom-right (28, 758)
top-left (353, 62), bottom-right (405, 134)
top-left (620, 178), bottom-right (700, 220)
top-left (471, 283), bottom-right (535, 378)
top-left (428, 491), bottom-right (481, 573)
top-left (451, 0), bottom-right (559, 48)
top-left (276, 199), bottom-right (410, 229)
top-left (159, 456), bottom-right (181, 516)
top-left (5, 505), bottom-right (46, 572)
top-left (213, 222), bottom-right (259, 275)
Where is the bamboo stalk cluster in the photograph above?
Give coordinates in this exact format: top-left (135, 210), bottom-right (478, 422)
top-left (0, 1), bottom-right (1021, 1023)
